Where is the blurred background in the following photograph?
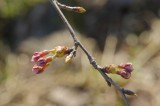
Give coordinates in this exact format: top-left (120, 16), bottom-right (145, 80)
top-left (0, 0), bottom-right (160, 106)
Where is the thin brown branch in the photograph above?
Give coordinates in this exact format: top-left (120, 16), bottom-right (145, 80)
top-left (49, 0), bottom-right (130, 106)
top-left (49, 0), bottom-right (78, 43)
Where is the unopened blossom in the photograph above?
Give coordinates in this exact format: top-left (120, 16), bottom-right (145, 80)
top-left (36, 56), bottom-right (53, 67)
top-left (104, 64), bottom-right (117, 74)
top-left (31, 46), bottom-right (71, 74)
top-left (31, 50), bottom-right (50, 62)
top-left (118, 63), bottom-right (133, 73)
top-left (104, 63), bottom-right (134, 79)
top-left (116, 70), bottom-right (131, 79)
top-left (51, 46), bottom-right (69, 57)
top-left (32, 56), bottom-right (53, 74)
top-left (32, 65), bottom-right (46, 74)
top-left (72, 7), bottom-right (86, 13)
top-left (65, 53), bottom-right (74, 63)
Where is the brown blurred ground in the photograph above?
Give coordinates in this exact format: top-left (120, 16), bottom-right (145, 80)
top-left (0, 0), bottom-right (160, 106)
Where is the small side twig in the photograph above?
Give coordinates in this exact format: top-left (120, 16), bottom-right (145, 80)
top-left (49, 0), bottom-right (133, 106)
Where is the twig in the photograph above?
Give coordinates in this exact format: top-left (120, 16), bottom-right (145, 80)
top-left (49, 0), bottom-right (130, 106)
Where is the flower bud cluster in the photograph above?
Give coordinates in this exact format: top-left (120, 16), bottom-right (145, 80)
top-left (31, 46), bottom-right (71, 74)
top-left (104, 63), bottom-right (134, 79)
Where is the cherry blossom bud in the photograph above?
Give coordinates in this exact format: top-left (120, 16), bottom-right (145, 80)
top-left (72, 7), bottom-right (86, 13)
top-left (104, 64), bottom-right (117, 74)
top-left (116, 70), bottom-right (131, 79)
top-left (37, 56), bottom-right (53, 67)
top-left (32, 56), bottom-right (53, 74)
top-left (104, 63), bottom-right (134, 79)
top-left (51, 46), bottom-right (69, 57)
top-left (65, 54), bottom-right (73, 63)
top-left (57, 2), bottom-right (86, 13)
top-left (31, 50), bottom-right (50, 62)
top-left (32, 65), bottom-right (45, 74)
top-left (118, 63), bottom-right (133, 73)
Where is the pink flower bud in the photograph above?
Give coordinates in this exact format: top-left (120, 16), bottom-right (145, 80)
top-left (118, 63), bottom-right (133, 73)
top-left (31, 50), bottom-right (50, 62)
top-left (37, 56), bottom-right (53, 66)
top-left (32, 56), bottom-right (53, 74)
top-left (116, 70), bottom-right (131, 79)
top-left (32, 65), bottom-right (45, 74)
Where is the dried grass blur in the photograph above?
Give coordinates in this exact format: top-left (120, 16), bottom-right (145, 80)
top-left (1, 19), bottom-right (160, 106)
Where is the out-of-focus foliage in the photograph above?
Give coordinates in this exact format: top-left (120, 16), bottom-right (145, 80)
top-left (1, 0), bottom-right (160, 50)
top-left (0, 0), bottom-right (160, 106)
top-left (0, 0), bottom-right (44, 18)
top-left (0, 20), bottom-right (160, 105)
